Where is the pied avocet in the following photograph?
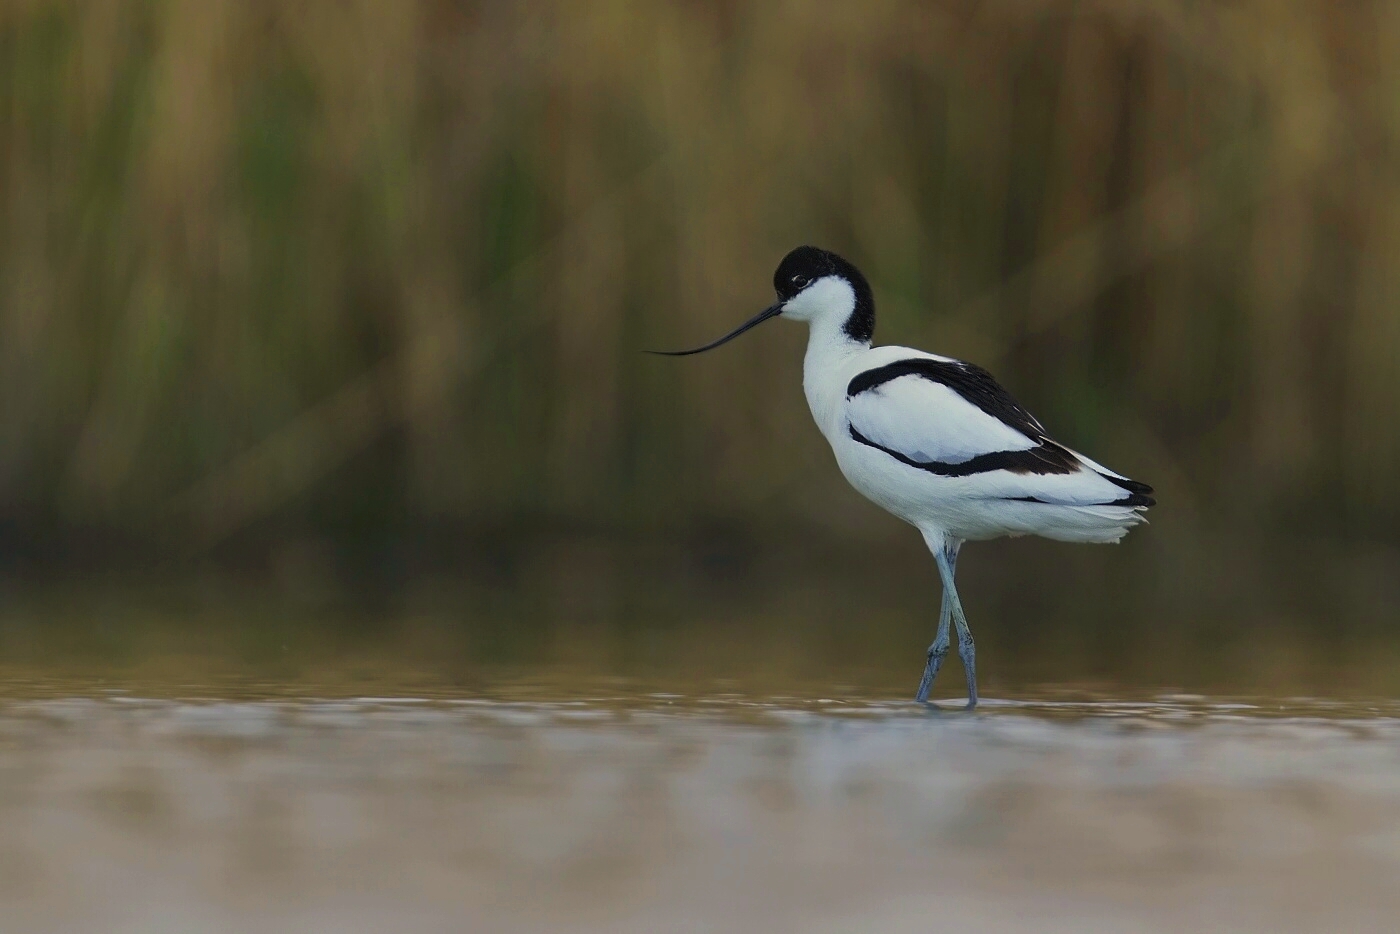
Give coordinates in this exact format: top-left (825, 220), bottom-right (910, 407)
top-left (653, 246), bottom-right (1154, 708)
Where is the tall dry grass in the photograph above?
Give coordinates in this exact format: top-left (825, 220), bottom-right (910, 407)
top-left (0, 0), bottom-right (1397, 560)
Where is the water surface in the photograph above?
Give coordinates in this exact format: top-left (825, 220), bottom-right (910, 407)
top-left (2, 688), bottom-right (1399, 933)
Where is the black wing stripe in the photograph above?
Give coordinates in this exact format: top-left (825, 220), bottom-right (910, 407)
top-left (847, 358), bottom-right (1047, 439)
top-left (998, 492), bottom-right (1155, 507)
top-left (848, 425), bottom-right (1078, 477)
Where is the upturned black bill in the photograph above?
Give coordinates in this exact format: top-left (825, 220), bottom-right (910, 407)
top-left (647, 303), bottom-right (783, 356)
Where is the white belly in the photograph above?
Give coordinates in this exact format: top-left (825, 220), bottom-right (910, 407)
top-left (829, 431), bottom-right (1012, 539)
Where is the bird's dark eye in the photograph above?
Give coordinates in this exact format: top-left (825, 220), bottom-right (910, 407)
top-left (791, 275), bottom-right (809, 288)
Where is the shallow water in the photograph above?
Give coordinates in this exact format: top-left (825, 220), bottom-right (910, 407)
top-left (3, 689), bottom-right (1400, 933)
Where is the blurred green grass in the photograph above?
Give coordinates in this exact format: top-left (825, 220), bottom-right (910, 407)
top-left (0, 1), bottom-right (1397, 688)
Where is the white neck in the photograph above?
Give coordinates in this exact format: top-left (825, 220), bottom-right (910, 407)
top-left (801, 312), bottom-right (868, 438)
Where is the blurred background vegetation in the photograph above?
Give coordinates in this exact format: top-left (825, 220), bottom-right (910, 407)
top-left (0, 0), bottom-right (1398, 695)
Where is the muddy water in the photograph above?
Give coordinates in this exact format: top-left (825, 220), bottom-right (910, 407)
top-left (1, 691), bottom-right (1398, 933)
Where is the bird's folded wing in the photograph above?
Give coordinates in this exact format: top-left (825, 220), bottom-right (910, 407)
top-left (845, 373), bottom-right (1038, 467)
top-left (844, 365), bottom-right (1153, 507)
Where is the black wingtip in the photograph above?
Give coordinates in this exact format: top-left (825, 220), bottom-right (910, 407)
top-left (1101, 473), bottom-right (1154, 496)
top-left (1095, 471), bottom-right (1154, 507)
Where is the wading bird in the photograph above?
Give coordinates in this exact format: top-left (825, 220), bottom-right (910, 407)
top-left (653, 246), bottom-right (1154, 708)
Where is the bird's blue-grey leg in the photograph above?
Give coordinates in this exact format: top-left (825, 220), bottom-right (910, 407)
top-left (933, 543), bottom-right (977, 708)
top-left (914, 552), bottom-right (956, 703)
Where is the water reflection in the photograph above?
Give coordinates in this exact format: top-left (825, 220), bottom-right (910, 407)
top-left (2, 691), bottom-right (1399, 933)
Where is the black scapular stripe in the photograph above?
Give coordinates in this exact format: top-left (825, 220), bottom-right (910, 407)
top-left (848, 358), bottom-right (1049, 440)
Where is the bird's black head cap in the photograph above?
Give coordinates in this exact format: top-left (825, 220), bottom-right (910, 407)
top-left (773, 246), bottom-right (875, 343)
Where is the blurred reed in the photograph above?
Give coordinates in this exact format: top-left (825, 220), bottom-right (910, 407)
top-left (0, 1), bottom-right (1396, 585)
